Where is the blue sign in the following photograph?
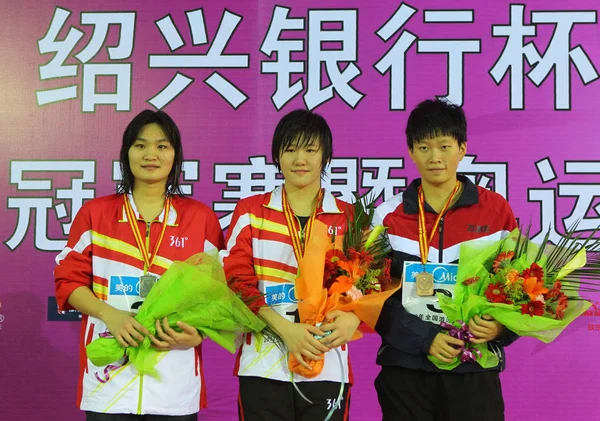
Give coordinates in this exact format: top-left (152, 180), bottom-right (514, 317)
top-left (404, 262), bottom-right (458, 285)
top-left (265, 283), bottom-right (297, 306)
top-left (109, 276), bottom-right (139, 296)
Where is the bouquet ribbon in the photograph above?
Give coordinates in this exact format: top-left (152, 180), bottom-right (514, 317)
top-left (92, 331), bottom-right (129, 382)
top-left (95, 356), bottom-right (129, 383)
top-left (440, 320), bottom-right (482, 363)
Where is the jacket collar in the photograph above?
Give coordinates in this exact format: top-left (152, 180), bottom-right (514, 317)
top-left (265, 185), bottom-right (343, 214)
top-left (402, 174), bottom-right (478, 214)
top-left (120, 193), bottom-right (179, 225)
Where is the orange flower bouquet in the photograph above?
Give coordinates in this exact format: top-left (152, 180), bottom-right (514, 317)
top-left (288, 197), bottom-right (400, 378)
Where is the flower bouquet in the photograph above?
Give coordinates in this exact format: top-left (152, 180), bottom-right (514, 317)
top-left (86, 252), bottom-right (266, 380)
top-left (429, 226), bottom-right (600, 370)
top-left (286, 196), bottom-right (400, 378)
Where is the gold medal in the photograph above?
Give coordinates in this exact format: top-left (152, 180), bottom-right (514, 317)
top-left (415, 271), bottom-right (434, 296)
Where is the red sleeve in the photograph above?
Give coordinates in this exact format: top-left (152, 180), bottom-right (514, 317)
top-left (205, 208), bottom-right (225, 251)
top-left (221, 200), bottom-right (264, 313)
top-left (54, 203), bottom-right (93, 311)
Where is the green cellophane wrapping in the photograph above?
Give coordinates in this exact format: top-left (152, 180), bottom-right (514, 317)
top-left (429, 229), bottom-right (591, 370)
top-left (86, 252), bottom-right (265, 378)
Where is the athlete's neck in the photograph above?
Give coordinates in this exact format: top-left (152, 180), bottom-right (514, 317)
top-left (283, 182), bottom-right (321, 217)
top-left (131, 182), bottom-right (167, 221)
top-left (420, 176), bottom-right (461, 214)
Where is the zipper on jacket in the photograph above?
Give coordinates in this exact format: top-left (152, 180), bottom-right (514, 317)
top-left (438, 216), bottom-right (445, 263)
top-left (138, 220), bottom-right (151, 414)
top-left (145, 221), bottom-right (151, 253)
top-left (294, 215), bottom-right (306, 245)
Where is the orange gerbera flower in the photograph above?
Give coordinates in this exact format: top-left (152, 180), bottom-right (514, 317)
top-left (492, 251), bottom-right (515, 273)
top-left (329, 259), bottom-right (366, 294)
top-left (505, 269), bottom-right (520, 284)
top-left (522, 276), bottom-right (549, 301)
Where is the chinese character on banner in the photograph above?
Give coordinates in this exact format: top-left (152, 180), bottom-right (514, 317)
top-left (148, 9), bottom-right (249, 109)
top-left (375, 4), bottom-right (480, 110)
top-left (490, 4), bottom-right (599, 110)
top-left (322, 159), bottom-right (359, 204)
top-left (360, 158), bottom-right (406, 204)
top-left (111, 160), bottom-right (199, 196)
top-left (213, 156), bottom-right (282, 228)
top-left (37, 7), bottom-right (135, 112)
top-left (529, 159), bottom-right (600, 244)
top-left (5, 161), bottom-right (96, 252)
top-left (458, 155), bottom-right (509, 199)
top-left (261, 6), bottom-right (363, 110)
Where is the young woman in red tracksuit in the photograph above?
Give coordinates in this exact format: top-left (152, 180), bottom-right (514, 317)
top-left (55, 110), bottom-right (224, 420)
top-left (221, 109), bottom-right (359, 421)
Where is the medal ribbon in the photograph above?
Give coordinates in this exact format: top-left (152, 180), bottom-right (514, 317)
top-left (417, 181), bottom-right (460, 266)
top-left (282, 187), bottom-right (324, 264)
top-left (123, 194), bottom-right (171, 273)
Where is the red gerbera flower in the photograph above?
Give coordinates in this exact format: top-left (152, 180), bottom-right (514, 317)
top-left (324, 249), bottom-right (346, 289)
top-left (485, 283), bottom-right (510, 303)
top-left (347, 248), bottom-right (374, 266)
top-left (376, 258), bottom-right (392, 287)
top-left (521, 300), bottom-right (545, 317)
top-left (554, 293), bottom-right (569, 320)
top-left (492, 251), bottom-right (515, 273)
top-left (326, 248), bottom-right (346, 264)
top-left (545, 280), bottom-right (563, 300)
top-left (323, 273), bottom-right (337, 290)
top-left (522, 262), bottom-right (544, 282)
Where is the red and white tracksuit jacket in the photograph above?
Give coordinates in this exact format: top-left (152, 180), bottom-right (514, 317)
top-left (54, 194), bottom-right (224, 415)
top-left (220, 186), bottom-right (354, 383)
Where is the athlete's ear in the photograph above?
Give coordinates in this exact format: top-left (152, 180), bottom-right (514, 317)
top-left (459, 142), bottom-right (467, 160)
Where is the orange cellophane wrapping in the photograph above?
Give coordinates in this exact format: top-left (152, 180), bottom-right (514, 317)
top-left (288, 220), bottom-right (399, 378)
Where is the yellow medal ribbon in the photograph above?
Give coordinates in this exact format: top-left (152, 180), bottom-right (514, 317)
top-left (417, 181), bottom-right (460, 266)
top-left (123, 194), bottom-right (171, 273)
top-left (282, 187), bottom-right (324, 264)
